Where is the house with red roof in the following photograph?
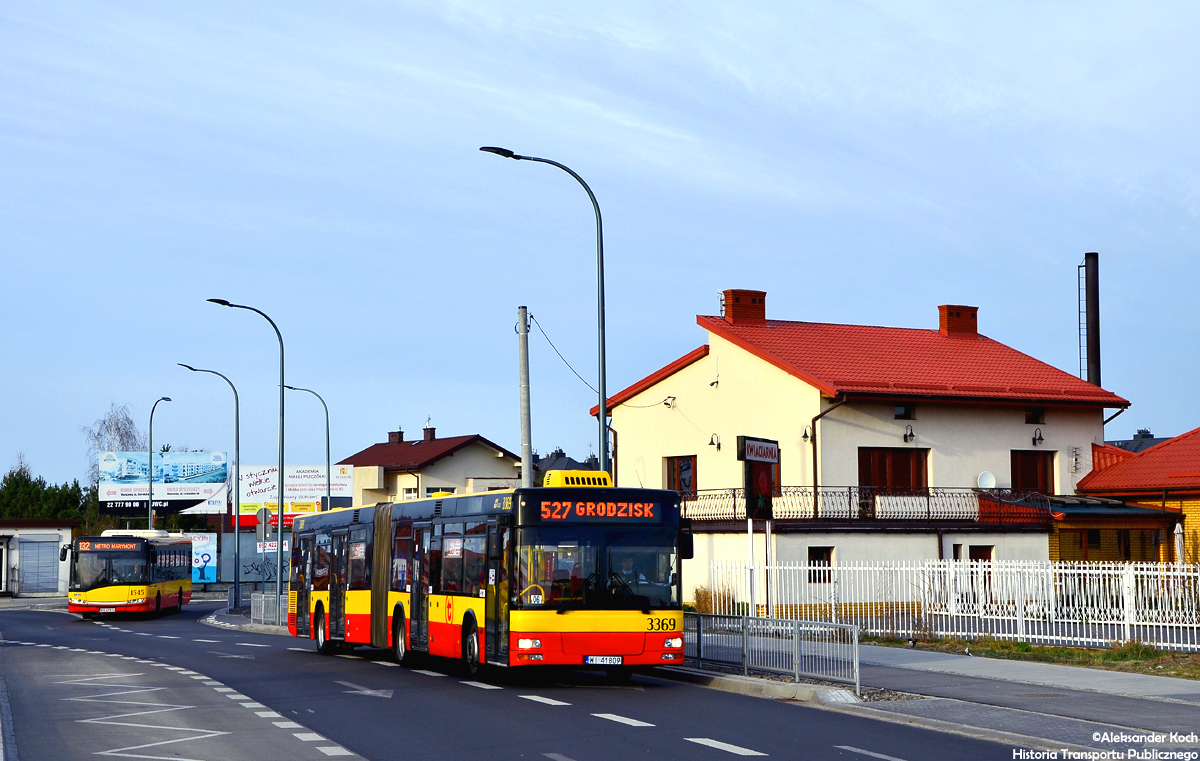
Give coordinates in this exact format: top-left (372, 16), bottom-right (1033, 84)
top-left (1075, 426), bottom-right (1200, 563)
top-left (595, 289), bottom-right (1131, 588)
top-left (338, 425), bottom-right (521, 506)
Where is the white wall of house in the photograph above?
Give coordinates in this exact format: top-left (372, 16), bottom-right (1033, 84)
top-left (348, 445), bottom-right (519, 506)
top-left (819, 402), bottom-right (1104, 494)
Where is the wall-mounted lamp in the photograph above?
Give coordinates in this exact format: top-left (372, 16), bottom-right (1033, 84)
top-left (903, 425), bottom-right (916, 443)
top-left (1032, 428), bottom-right (1044, 446)
top-left (708, 434), bottom-right (721, 451)
top-left (663, 396), bottom-right (676, 408)
top-left (802, 425), bottom-right (812, 444)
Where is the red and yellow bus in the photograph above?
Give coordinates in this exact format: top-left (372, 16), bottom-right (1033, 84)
top-left (63, 530), bottom-right (193, 617)
top-left (289, 472), bottom-right (693, 677)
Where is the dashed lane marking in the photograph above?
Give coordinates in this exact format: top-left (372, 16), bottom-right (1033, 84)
top-left (235, 643), bottom-right (271, 648)
top-left (685, 738), bottom-right (767, 756)
top-left (372, 661), bottom-right (398, 667)
top-left (241, 702), bottom-right (266, 708)
top-left (190, 675), bottom-right (209, 680)
top-left (317, 748), bottom-right (354, 757)
top-left (225, 694), bottom-right (249, 700)
top-left (274, 721), bottom-right (303, 729)
top-left (295, 733), bottom-right (324, 741)
top-left (335, 654), bottom-right (361, 660)
top-left (256, 711), bottom-right (283, 718)
top-left (461, 681), bottom-right (502, 690)
top-left (592, 713), bottom-right (654, 727)
top-left (520, 695), bottom-right (571, 706)
top-left (834, 747), bottom-right (907, 761)
top-left (287, 647), bottom-right (310, 652)
top-left (134, 632), bottom-right (152, 636)
top-left (193, 639), bottom-right (220, 643)
top-left (544, 755), bottom-right (577, 761)
top-left (412, 670), bottom-right (445, 677)
top-left (157, 636), bottom-right (180, 639)
top-left (214, 687), bottom-right (234, 692)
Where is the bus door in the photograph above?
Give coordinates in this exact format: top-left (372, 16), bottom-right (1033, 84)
top-left (485, 521), bottom-right (509, 663)
top-left (409, 526), bottom-right (430, 651)
top-left (329, 531), bottom-right (348, 639)
top-left (294, 536), bottom-right (312, 638)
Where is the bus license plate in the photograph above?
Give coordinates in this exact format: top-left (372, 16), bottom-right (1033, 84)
top-left (585, 656), bottom-right (623, 665)
top-left (99, 608), bottom-right (115, 613)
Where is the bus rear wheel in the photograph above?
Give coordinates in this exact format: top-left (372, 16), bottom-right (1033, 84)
top-left (392, 613), bottom-right (407, 665)
top-left (315, 610), bottom-right (334, 655)
top-left (462, 620), bottom-right (481, 678)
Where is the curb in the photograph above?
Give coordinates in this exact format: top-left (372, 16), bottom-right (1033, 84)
top-left (200, 612), bottom-right (291, 637)
top-left (652, 665), bottom-right (859, 704)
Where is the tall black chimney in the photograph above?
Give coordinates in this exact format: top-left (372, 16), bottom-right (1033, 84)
top-left (1084, 251), bottom-right (1101, 387)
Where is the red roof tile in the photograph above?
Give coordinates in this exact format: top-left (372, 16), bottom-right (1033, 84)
top-left (693, 315), bottom-right (1127, 406)
top-left (338, 434), bottom-right (519, 471)
top-left (1077, 425), bottom-right (1200, 494)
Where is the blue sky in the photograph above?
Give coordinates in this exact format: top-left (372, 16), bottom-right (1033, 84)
top-left (3, 3), bottom-right (1198, 485)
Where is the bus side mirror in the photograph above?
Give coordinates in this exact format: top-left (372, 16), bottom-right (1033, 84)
top-left (487, 532), bottom-right (503, 561)
top-left (60, 546), bottom-right (69, 562)
top-left (680, 531), bottom-right (694, 560)
top-left (149, 549), bottom-right (158, 564)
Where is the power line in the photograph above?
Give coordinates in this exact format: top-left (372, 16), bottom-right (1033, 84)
top-left (529, 313), bottom-right (598, 395)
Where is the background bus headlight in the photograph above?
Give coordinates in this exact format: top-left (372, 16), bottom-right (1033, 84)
top-left (664, 637), bottom-right (683, 649)
top-left (518, 638), bottom-right (542, 649)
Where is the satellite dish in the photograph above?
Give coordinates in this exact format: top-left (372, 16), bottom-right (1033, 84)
top-left (977, 471), bottom-right (996, 489)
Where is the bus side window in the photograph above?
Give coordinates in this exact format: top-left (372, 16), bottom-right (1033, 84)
top-left (349, 527), bottom-right (370, 591)
top-left (441, 523), bottom-right (464, 593)
top-left (463, 522), bottom-right (486, 597)
top-left (392, 523), bottom-right (412, 592)
top-left (313, 534), bottom-right (331, 591)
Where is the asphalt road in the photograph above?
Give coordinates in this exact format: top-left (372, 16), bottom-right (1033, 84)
top-left (0, 602), bottom-right (1012, 760)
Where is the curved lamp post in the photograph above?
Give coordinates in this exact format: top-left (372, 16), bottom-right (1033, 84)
top-left (208, 299), bottom-right (286, 611)
top-left (179, 363), bottom-right (242, 608)
top-left (284, 385), bottom-right (330, 513)
top-left (479, 146), bottom-right (609, 474)
top-left (148, 397), bottom-right (171, 530)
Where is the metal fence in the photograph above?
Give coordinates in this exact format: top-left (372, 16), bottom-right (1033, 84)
top-left (250, 593), bottom-right (286, 626)
top-left (683, 486), bottom-right (1050, 525)
top-left (708, 560), bottom-right (1200, 651)
top-left (684, 612), bottom-right (860, 694)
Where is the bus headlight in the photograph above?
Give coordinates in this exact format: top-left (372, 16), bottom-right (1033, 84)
top-left (517, 638), bottom-right (542, 649)
top-left (664, 637), bottom-right (683, 649)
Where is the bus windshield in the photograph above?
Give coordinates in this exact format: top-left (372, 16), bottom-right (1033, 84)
top-left (71, 551), bottom-right (148, 590)
top-left (515, 527), bottom-right (679, 611)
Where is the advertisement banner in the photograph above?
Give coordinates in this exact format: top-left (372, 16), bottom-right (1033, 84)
top-left (98, 451), bottom-right (229, 515)
top-left (238, 465), bottom-right (353, 525)
top-left (187, 533), bottom-right (218, 583)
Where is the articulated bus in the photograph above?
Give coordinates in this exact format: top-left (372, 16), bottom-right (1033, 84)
top-left (63, 530), bottom-right (193, 617)
top-left (289, 471), bottom-right (693, 677)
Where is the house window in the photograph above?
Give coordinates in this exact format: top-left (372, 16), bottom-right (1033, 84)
top-left (665, 455), bottom-right (697, 497)
top-left (808, 546), bottom-right (833, 583)
top-left (858, 448), bottom-right (928, 490)
top-left (426, 486), bottom-right (456, 497)
top-left (894, 404), bottom-right (916, 420)
top-left (1087, 529), bottom-right (1101, 550)
top-left (1011, 450), bottom-right (1054, 493)
top-left (402, 488), bottom-right (418, 501)
top-left (968, 545), bottom-right (994, 562)
top-left (952, 543), bottom-right (963, 560)
top-left (1025, 408), bottom-right (1045, 424)
top-left (1118, 529), bottom-right (1132, 561)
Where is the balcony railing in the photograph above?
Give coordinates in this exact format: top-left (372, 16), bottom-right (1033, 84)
top-left (681, 486), bottom-right (1051, 526)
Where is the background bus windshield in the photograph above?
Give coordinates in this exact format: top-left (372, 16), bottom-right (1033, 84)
top-left (71, 551), bottom-right (148, 590)
top-left (516, 527), bottom-right (679, 610)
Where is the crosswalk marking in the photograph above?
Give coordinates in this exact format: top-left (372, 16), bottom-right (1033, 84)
top-left (834, 747), bottom-right (907, 761)
top-left (685, 738), bottom-right (767, 756)
top-left (295, 733), bottom-right (324, 741)
top-left (592, 713), bottom-right (654, 727)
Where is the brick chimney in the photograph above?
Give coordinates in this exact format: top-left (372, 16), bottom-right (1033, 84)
top-left (387, 428), bottom-right (404, 445)
top-left (722, 289), bottom-right (767, 326)
top-left (423, 426), bottom-right (436, 442)
top-left (938, 305), bottom-right (979, 337)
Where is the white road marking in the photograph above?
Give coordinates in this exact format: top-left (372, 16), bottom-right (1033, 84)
top-left (157, 635), bottom-right (180, 639)
top-left (203, 681), bottom-right (221, 686)
top-left (274, 721), bottom-right (303, 729)
top-left (412, 669), bottom-right (445, 677)
top-left (834, 747), bottom-right (907, 761)
top-left (235, 642), bottom-right (271, 648)
top-left (190, 675), bottom-right (208, 680)
top-left (256, 711), bottom-right (283, 718)
top-left (241, 702), bottom-right (266, 708)
top-left (164, 666), bottom-right (184, 671)
top-left (214, 687), bottom-right (234, 692)
top-left (36, 644), bottom-right (51, 647)
top-left (461, 681), bottom-right (502, 690)
top-left (335, 654), bottom-right (361, 659)
top-left (317, 748), bottom-right (353, 757)
top-left (335, 681), bottom-right (393, 699)
top-left (225, 694), bottom-right (249, 700)
top-left (685, 738), bottom-right (767, 756)
top-left (520, 695), bottom-right (571, 706)
top-left (295, 732), bottom-right (324, 741)
top-left (592, 713), bottom-right (654, 727)
top-left (373, 661), bottom-right (398, 667)
top-left (134, 632), bottom-right (152, 636)
top-left (287, 647), bottom-right (310, 652)
top-left (544, 755), bottom-right (577, 761)
top-left (193, 639), bottom-right (219, 643)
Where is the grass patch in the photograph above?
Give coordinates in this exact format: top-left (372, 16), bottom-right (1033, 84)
top-left (862, 634), bottom-right (1200, 680)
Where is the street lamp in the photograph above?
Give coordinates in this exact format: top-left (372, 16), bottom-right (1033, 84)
top-left (207, 299), bottom-right (286, 612)
top-left (148, 397), bottom-right (171, 530)
top-left (180, 363), bottom-right (242, 609)
top-left (479, 146), bottom-right (610, 474)
top-left (285, 385), bottom-right (331, 513)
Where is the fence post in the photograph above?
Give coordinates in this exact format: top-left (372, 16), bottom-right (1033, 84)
top-left (853, 626), bottom-right (860, 697)
top-left (793, 619), bottom-right (801, 683)
top-left (1122, 563), bottom-right (1135, 643)
top-left (742, 615), bottom-right (749, 676)
top-left (1017, 567), bottom-right (1026, 643)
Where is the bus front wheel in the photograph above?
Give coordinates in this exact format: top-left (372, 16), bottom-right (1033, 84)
top-left (392, 611), bottom-right (407, 665)
top-left (315, 610), bottom-right (334, 655)
top-left (462, 620), bottom-right (481, 678)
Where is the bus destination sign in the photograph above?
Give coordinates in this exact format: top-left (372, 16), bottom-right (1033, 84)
top-left (540, 500), bottom-right (659, 523)
top-left (79, 541), bottom-right (140, 551)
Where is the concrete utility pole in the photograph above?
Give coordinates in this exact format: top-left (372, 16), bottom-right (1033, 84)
top-left (518, 306), bottom-right (533, 488)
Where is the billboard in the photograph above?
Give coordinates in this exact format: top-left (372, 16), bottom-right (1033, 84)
top-left (238, 465), bottom-right (353, 527)
top-left (98, 451), bottom-right (229, 515)
top-left (186, 532), bottom-right (217, 583)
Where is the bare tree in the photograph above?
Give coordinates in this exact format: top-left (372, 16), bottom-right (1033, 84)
top-left (81, 403), bottom-right (146, 485)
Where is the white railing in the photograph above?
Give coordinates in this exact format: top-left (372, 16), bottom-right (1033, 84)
top-left (683, 486), bottom-right (1050, 524)
top-left (706, 561), bottom-right (1200, 651)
